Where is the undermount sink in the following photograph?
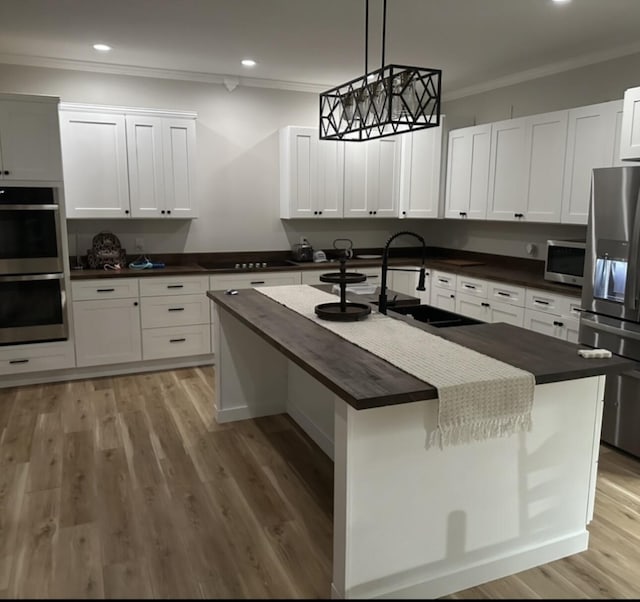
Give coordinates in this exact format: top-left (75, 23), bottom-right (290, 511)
top-left (387, 304), bottom-right (484, 328)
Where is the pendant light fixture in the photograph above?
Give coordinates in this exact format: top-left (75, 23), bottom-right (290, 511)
top-left (319, 0), bottom-right (441, 141)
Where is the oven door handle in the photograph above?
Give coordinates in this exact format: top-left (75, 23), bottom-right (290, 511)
top-left (581, 315), bottom-right (640, 341)
top-left (0, 273), bottom-right (64, 283)
top-left (0, 204), bottom-right (59, 210)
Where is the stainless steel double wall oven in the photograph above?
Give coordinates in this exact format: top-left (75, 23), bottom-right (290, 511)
top-left (579, 166), bottom-right (640, 458)
top-left (0, 185), bottom-right (68, 345)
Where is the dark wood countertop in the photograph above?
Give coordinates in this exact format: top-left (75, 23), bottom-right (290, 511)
top-left (68, 253), bottom-right (580, 296)
top-left (207, 288), bottom-right (636, 410)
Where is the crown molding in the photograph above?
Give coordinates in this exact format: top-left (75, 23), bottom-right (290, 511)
top-left (0, 53), bottom-right (327, 94)
top-left (443, 40), bottom-right (640, 102)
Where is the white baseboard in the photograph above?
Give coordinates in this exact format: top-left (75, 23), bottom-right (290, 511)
top-left (1, 354), bottom-right (215, 388)
top-left (215, 403), bottom-right (285, 423)
top-left (348, 530), bottom-right (589, 599)
top-left (287, 404), bottom-right (334, 460)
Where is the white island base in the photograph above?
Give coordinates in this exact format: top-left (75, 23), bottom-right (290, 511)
top-left (213, 302), bottom-right (605, 599)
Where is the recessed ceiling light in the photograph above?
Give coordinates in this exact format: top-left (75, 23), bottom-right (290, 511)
top-left (552, 0), bottom-right (571, 4)
top-left (93, 43), bottom-right (112, 52)
top-left (241, 59), bottom-right (257, 68)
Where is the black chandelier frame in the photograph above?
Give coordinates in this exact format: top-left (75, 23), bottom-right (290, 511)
top-left (319, 0), bottom-right (442, 142)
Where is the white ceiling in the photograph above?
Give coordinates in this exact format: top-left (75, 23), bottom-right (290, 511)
top-left (1, 0), bottom-right (640, 98)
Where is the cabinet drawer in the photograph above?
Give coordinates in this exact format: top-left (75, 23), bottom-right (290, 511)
top-left (140, 294), bottom-right (209, 329)
top-left (0, 341), bottom-right (75, 376)
top-left (142, 324), bottom-right (211, 360)
top-left (139, 275), bottom-right (209, 297)
top-left (488, 282), bottom-right (526, 307)
top-left (525, 288), bottom-right (581, 315)
top-left (432, 270), bottom-right (457, 290)
top-left (210, 271), bottom-right (302, 290)
top-left (456, 275), bottom-right (488, 298)
top-left (72, 278), bottom-right (139, 301)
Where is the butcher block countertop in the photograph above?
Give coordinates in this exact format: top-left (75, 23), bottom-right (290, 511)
top-left (68, 248), bottom-right (581, 296)
top-left (207, 288), bottom-right (635, 410)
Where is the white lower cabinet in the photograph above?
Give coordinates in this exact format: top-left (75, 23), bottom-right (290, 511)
top-left (431, 270), bottom-right (457, 311)
top-left (72, 275), bottom-right (213, 368)
top-left (455, 292), bottom-right (490, 321)
top-left (73, 297), bottom-right (142, 367)
top-left (0, 340), bottom-right (75, 376)
top-left (488, 300), bottom-right (525, 327)
top-left (524, 287), bottom-right (581, 342)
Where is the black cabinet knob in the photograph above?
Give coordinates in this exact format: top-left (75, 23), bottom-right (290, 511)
top-left (318, 211), bottom-right (322, 215)
top-left (125, 209), bottom-right (129, 214)
top-left (450, 294), bottom-right (455, 298)
top-left (313, 211), bottom-right (318, 215)
top-left (134, 301), bottom-right (138, 306)
top-left (161, 210), bottom-right (166, 214)
top-left (373, 210), bottom-right (377, 215)
top-left (402, 211), bottom-right (407, 215)
top-left (3, 170), bottom-right (9, 175)
top-left (167, 210), bottom-right (171, 215)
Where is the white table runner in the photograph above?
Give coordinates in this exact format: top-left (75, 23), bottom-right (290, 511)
top-left (255, 285), bottom-right (535, 447)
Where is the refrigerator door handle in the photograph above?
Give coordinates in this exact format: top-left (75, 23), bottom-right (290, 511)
top-left (582, 316), bottom-right (640, 341)
top-left (624, 189), bottom-right (640, 311)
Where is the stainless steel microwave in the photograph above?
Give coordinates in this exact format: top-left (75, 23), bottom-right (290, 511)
top-left (544, 240), bottom-right (586, 286)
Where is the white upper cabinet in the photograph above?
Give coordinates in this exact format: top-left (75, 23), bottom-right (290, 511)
top-left (444, 123), bottom-right (491, 220)
top-left (487, 117), bottom-right (528, 221)
top-left (399, 118), bottom-right (445, 219)
top-left (561, 100), bottom-right (621, 224)
top-left (486, 111), bottom-right (567, 223)
top-left (343, 136), bottom-right (401, 217)
top-left (620, 86), bottom-right (640, 161)
top-left (60, 104), bottom-right (197, 219)
top-left (128, 116), bottom-right (197, 218)
top-left (523, 110), bottom-right (568, 223)
top-left (0, 96), bottom-right (63, 181)
top-left (60, 111), bottom-right (130, 218)
top-left (279, 126), bottom-right (344, 218)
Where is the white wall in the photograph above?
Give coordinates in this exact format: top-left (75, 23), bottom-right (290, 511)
top-left (1, 52), bottom-right (640, 259)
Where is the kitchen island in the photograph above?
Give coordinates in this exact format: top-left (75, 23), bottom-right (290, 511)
top-left (207, 287), bottom-right (634, 599)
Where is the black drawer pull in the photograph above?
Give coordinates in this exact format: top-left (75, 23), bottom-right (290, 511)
top-left (169, 338), bottom-right (186, 343)
top-left (535, 300), bottom-right (550, 305)
top-left (250, 281), bottom-right (265, 285)
top-left (463, 284), bottom-right (476, 289)
top-left (553, 320), bottom-right (564, 327)
top-left (497, 291), bottom-right (510, 297)
top-left (450, 294), bottom-right (455, 298)
top-left (167, 284), bottom-right (184, 289)
top-left (9, 358), bottom-right (29, 364)
top-left (96, 288), bottom-right (115, 293)
top-left (438, 278), bottom-right (448, 284)
top-left (168, 307), bottom-right (185, 312)
top-left (367, 275), bottom-right (379, 279)
top-left (481, 302), bottom-right (490, 307)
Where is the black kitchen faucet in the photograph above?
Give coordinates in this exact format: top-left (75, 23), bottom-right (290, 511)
top-left (377, 231), bottom-right (427, 315)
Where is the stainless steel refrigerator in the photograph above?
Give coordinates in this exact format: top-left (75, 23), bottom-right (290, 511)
top-left (579, 166), bottom-right (640, 458)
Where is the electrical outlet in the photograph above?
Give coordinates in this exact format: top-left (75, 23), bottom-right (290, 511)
top-left (135, 237), bottom-right (144, 252)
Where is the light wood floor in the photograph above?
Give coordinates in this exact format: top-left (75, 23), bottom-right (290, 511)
top-left (0, 367), bottom-right (638, 599)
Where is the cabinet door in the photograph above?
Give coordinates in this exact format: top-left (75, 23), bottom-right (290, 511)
top-left (60, 111), bottom-right (130, 218)
top-left (371, 137), bottom-right (401, 217)
top-left (280, 126), bottom-right (317, 218)
top-left (444, 124), bottom-right (491, 219)
top-left (455, 292), bottom-right (489, 321)
top-left (561, 101), bottom-right (619, 225)
top-left (399, 122), bottom-right (444, 219)
top-left (73, 298), bottom-right (142, 366)
top-left (524, 111), bottom-right (568, 222)
top-left (163, 118), bottom-right (197, 218)
top-left (488, 300), bottom-right (524, 327)
top-left (317, 138), bottom-right (344, 217)
top-left (431, 288), bottom-right (456, 312)
top-left (343, 142), bottom-right (369, 217)
top-left (127, 115), bottom-right (165, 218)
top-left (523, 308), bottom-right (561, 339)
top-left (487, 118), bottom-right (527, 221)
top-left (620, 87), bottom-right (640, 161)
top-left (0, 100), bottom-right (63, 181)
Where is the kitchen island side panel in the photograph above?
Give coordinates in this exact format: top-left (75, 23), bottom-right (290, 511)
top-left (334, 376), bottom-right (603, 599)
